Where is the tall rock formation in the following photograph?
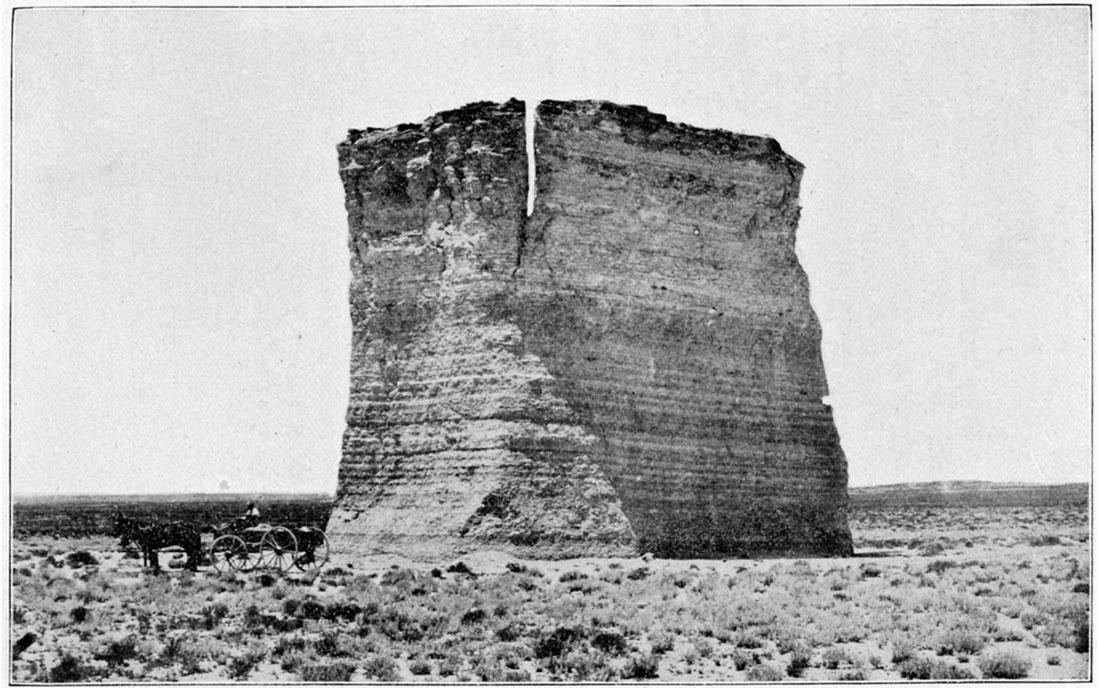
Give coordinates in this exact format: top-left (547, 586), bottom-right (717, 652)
top-left (328, 99), bottom-right (852, 560)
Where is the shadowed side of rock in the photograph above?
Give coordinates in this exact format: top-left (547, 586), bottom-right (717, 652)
top-left (327, 100), bottom-right (637, 560)
top-left (503, 100), bottom-right (852, 557)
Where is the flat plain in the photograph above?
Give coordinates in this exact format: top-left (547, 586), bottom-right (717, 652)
top-left (9, 483), bottom-right (1090, 682)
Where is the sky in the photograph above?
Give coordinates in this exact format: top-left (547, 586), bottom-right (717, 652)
top-left (9, 6), bottom-right (1091, 494)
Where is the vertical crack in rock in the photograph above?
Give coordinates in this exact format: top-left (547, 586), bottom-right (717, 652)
top-left (525, 105), bottom-right (537, 217)
top-left (329, 98), bottom-right (852, 561)
top-left (513, 105), bottom-right (537, 273)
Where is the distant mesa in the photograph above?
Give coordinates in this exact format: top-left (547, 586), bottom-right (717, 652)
top-left (849, 481), bottom-right (1088, 508)
top-left (327, 99), bottom-right (852, 560)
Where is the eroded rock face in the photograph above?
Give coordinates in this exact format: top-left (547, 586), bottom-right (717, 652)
top-left (328, 99), bottom-right (852, 560)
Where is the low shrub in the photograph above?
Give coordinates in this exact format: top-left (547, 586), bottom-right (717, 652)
top-left (227, 644), bottom-right (268, 680)
top-left (926, 560), bottom-right (956, 575)
top-left (936, 629), bottom-right (985, 656)
top-left (822, 647), bottom-right (853, 670)
top-left (299, 599), bottom-right (326, 620)
top-left (767, 626), bottom-right (799, 652)
top-left (409, 659), bottom-right (433, 675)
top-left (622, 653), bottom-right (660, 679)
top-left (298, 659), bottom-right (356, 682)
top-left (506, 562), bottom-right (541, 576)
top-left (891, 640), bottom-right (917, 664)
top-left (1020, 611), bottom-right (1043, 630)
top-left (860, 564), bottom-right (883, 579)
top-left (155, 635), bottom-right (220, 675)
top-left (978, 651), bottom-right (1031, 679)
top-left (65, 551), bottom-right (99, 568)
top-left (461, 607), bottom-right (487, 625)
top-left (323, 601), bottom-right (362, 622)
top-left (242, 604), bottom-right (265, 633)
top-left (49, 654), bottom-right (98, 682)
top-left (786, 644), bottom-right (813, 678)
top-left (472, 655), bottom-right (505, 682)
top-left (517, 577), bottom-right (539, 592)
top-left (735, 631), bottom-right (767, 649)
top-left (626, 567), bottom-right (650, 581)
top-left (279, 649), bottom-right (316, 673)
top-left (535, 626), bottom-right (587, 658)
top-left (200, 602), bottom-right (229, 629)
top-left (591, 630), bottom-right (628, 655)
top-left (311, 630), bottom-right (345, 658)
top-left (1075, 616), bottom-right (1090, 653)
top-left (994, 625), bottom-right (1025, 642)
top-left (693, 637), bottom-right (715, 658)
top-left (445, 561), bottom-right (474, 576)
top-left (1047, 654), bottom-right (1062, 666)
top-left (70, 605), bottom-right (90, 624)
top-left (93, 635), bottom-right (139, 667)
top-left (494, 644), bottom-right (526, 669)
top-left (897, 656), bottom-right (935, 679)
top-left (650, 631), bottom-right (675, 654)
top-left (438, 654), bottom-right (463, 677)
top-left (745, 663), bottom-right (785, 681)
top-left (362, 655), bottom-right (399, 681)
top-left (732, 649), bottom-right (754, 670)
top-left (919, 542), bottom-right (946, 556)
top-left (496, 623), bottom-right (521, 642)
top-left (366, 608), bottom-right (447, 643)
top-left (838, 669), bottom-right (867, 681)
top-left (930, 661), bottom-right (976, 680)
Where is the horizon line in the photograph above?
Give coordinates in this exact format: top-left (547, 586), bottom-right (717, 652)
top-left (12, 479), bottom-right (1091, 501)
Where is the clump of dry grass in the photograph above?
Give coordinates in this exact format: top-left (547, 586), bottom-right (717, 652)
top-left (978, 650), bottom-right (1032, 679)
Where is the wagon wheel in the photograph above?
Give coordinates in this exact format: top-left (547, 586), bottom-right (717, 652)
top-left (295, 527), bottom-right (330, 573)
top-left (258, 527), bottom-right (298, 572)
top-left (209, 534), bottom-right (252, 573)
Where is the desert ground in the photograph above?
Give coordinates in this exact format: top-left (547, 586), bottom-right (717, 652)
top-left (9, 492), bottom-right (1090, 682)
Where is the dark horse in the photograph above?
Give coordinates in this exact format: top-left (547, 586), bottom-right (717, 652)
top-left (114, 514), bottom-right (202, 572)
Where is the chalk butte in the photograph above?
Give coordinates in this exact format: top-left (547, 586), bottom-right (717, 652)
top-left (328, 99), bottom-right (851, 560)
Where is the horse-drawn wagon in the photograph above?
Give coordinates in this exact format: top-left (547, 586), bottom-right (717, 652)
top-left (207, 521), bottom-right (329, 574)
top-left (115, 512), bottom-right (329, 574)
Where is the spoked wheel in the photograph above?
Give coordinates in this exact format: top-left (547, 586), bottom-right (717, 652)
top-left (209, 534), bottom-right (252, 573)
top-left (258, 527), bottom-right (298, 572)
top-left (294, 527), bottom-right (330, 573)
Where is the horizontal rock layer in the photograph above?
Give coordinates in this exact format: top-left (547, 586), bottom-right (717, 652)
top-left (328, 99), bottom-right (852, 560)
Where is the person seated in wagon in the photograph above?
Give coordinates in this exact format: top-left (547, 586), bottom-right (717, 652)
top-left (241, 501), bottom-right (261, 528)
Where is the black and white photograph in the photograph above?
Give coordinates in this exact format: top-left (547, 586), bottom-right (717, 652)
top-left (8, 4), bottom-right (1091, 683)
